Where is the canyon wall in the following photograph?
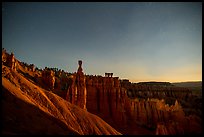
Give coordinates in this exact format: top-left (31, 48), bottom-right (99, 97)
top-left (126, 83), bottom-right (192, 101)
top-left (3, 50), bottom-right (201, 135)
top-left (84, 76), bottom-right (202, 135)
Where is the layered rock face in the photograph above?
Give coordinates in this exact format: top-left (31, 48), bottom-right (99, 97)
top-left (2, 65), bottom-right (122, 135)
top-left (41, 68), bottom-right (55, 90)
top-left (86, 74), bottom-right (123, 118)
top-left (126, 98), bottom-right (186, 128)
top-left (85, 77), bottom-right (202, 135)
top-left (125, 83), bottom-right (192, 101)
top-left (155, 114), bottom-right (202, 135)
top-left (125, 82), bottom-right (202, 119)
top-left (86, 75), bottom-right (152, 134)
top-left (2, 49), bottom-right (17, 71)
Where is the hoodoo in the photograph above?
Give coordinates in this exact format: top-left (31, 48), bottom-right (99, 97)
top-left (66, 60), bottom-right (87, 110)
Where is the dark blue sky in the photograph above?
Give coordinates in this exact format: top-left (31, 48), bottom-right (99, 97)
top-left (2, 2), bottom-right (202, 82)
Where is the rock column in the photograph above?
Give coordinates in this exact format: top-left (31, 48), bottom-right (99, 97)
top-left (66, 60), bottom-right (87, 110)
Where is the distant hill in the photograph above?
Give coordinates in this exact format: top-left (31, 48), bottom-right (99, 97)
top-left (171, 81), bottom-right (202, 87)
top-left (172, 81), bottom-right (202, 96)
top-left (135, 81), bottom-right (202, 87)
top-left (136, 81), bottom-right (172, 86)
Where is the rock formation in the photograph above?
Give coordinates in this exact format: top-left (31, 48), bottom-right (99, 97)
top-left (84, 74), bottom-right (201, 135)
top-left (155, 123), bottom-right (169, 135)
top-left (2, 65), bottom-right (122, 135)
top-left (29, 64), bottom-right (35, 72)
top-left (2, 48), bottom-right (7, 64)
top-left (125, 81), bottom-right (202, 119)
top-left (2, 49), bottom-right (202, 135)
top-left (41, 68), bottom-right (55, 90)
top-left (125, 82), bottom-right (192, 101)
top-left (2, 49), bottom-right (17, 71)
top-left (66, 60), bottom-right (87, 110)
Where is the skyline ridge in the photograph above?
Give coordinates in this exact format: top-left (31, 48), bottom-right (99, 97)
top-left (2, 48), bottom-right (202, 83)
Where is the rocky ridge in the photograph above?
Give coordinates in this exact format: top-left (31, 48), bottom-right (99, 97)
top-left (2, 49), bottom-right (202, 135)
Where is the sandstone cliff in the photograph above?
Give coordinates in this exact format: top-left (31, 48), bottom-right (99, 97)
top-left (84, 75), bottom-right (202, 135)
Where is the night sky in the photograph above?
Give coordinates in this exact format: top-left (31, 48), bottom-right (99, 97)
top-left (2, 2), bottom-right (202, 82)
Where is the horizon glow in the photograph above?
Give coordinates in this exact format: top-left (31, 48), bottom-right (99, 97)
top-left (2, 2), bottom-right (202, 83)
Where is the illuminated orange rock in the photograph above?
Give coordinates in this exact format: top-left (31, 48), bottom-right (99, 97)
top-left (2, 48), bottom-right (7, 64)
top-left (3, 51), bottom-right (17, 71)
top-left (29, 64), bottom-right (35, 72)
top-left (156, 123), bottom-right (168, 135)
top-left (86, 83), bottom-right (193, 135)
top-left (2, 49), bottom-right (201, 135)
top-left (2, 66), bottom-right (122, 135)
top-left (42, 68), bottom-right (55, 90)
